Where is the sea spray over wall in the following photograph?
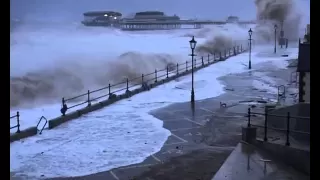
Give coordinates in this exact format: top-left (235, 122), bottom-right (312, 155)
top-left (254, 0), bottom-right (305, 43)
top-left (10, 51), bottom-right (180, 108)
top-left (194, 24), bottom-right (249, 55)
top-left (10, 23), bottom-right (183, 108)
top-left (190, 0), bottom-right (307, 53)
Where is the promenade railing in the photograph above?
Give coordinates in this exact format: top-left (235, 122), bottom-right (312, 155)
top-left (247, 108), bottom-right (310, 146)
top-left (60, 45), bottom-right (245, 116)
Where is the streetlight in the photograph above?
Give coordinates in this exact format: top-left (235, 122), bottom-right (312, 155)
top-left (280, 21), bottom-right (284, 48)
top-left (248, 28), bottom-right (253, 70)
top-left (274, 24), bottom-right (278, 54)
top-left (189, 36), bottom-right (197, 103)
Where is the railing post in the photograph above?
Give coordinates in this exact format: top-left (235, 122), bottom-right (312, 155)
top-left (286, 112), bottom-right (291, 146)
top-left (166, 66), bottom-right (169, 78)
top-left (220, 52), bottom-right (222, 60)
top-left (176, 63), bottom-right (179, 74)
top-left (87, 90), bottom-right (91, 106)
top-left (155, 69), bottom-right (158, 82)
top-left (186, 61), bottom-right (188, 71)
top-left (16, 111), bottom-right (20, 133)
top-left (241, 44), bottom-right (243, 52)
top-left (264, 109), bottom-right (268, 141)
top-left (194, 58), bottom-right (197, 68)
top-left (108, 84), bottom-right (111, 96)
top-left (213, 53), bottom-right (215, 61)
top-left (142, 74), bottom-right (144, 83)
top-left (62, 97), bottom-right (65, 108)
top-left (61, 97), bottom-right (67, 116)
top-left (229, 48), bottom-right (231, 56)
top-left (201, 56), bottom-right (204, 66)
top-left (126, 78), bottom-right (129, 91)
top-left (234, 46), bottom-right (236, 55)
top-left (225, 49), bottom-right (227, 58)
top-left (247, 108), bottom-right (251, 127)
top-left (208, 54), bottom-right (210, 63)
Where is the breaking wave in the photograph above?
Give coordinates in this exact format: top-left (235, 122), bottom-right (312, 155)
top-left (194, 24), bottom-right (249, 54)
top-left (254, 0), bottom-right (309, 43)
top-left (11, 23), bottom-right (249, 108)
top-left (10, 50), bottom-right (180, 108)
top-left (10, 22), bottom-right (185, 108)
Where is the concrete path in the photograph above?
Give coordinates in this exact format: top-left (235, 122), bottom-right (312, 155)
top-left (212, 142), bottom-right (310, 180)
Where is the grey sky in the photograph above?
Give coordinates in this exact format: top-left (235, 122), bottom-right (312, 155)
top-left (11, 0), bottom-right (257, 21)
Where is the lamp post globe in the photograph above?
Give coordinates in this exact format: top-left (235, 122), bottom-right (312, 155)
top-left (189, 36), bottom-right (197, 50)
top-left (248, 28), bottom-right (253, 37)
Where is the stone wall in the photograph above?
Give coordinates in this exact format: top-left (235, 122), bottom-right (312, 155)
top-left (242, 127), bottom-right (310, 175)
top-left (10, 127), bottom-right (37, 143)
top-left (253, 140), bottom-right (310, 175)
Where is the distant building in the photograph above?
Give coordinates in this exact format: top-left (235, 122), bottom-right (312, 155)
top-left (82, 11), bottom-right (122, 26)
top-left (131, 11), bottom-right (180, 21)
top-left (226, 16), bottom-right (239, 23)
top-left (297, 26), bottom-right (310, 103)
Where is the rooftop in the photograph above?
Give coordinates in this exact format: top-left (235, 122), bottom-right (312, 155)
top-left (83, 11), bottom-right (122, 17)
top-left (135, 11), bottom-right (165, 16)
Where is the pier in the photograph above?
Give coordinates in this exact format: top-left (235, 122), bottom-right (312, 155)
top-left (81, 10), bottom-right (255, 31)
top-left (118, 20), bottom-right (223, 31)
top-left (118, 20), bottom-right (254, 31)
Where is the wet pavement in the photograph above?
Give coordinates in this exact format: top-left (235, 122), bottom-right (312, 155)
top-left (212, 142), bottom-right (309, 180)
top-left (48, 98), bottom-right (256, 180)
top-left (13, 58), bottom-right (302, 180)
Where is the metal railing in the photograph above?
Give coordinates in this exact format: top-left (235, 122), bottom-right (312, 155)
top-left (10, 45), bottom-right (247, 135)
top-left (36, 116), bottom-right (48, 135)
top-left (10, 111), bottom-right (20, 133)
top-left (247, 108), bottom-right (310, 146)
top-left (60, 45), bottom-right (246, 116)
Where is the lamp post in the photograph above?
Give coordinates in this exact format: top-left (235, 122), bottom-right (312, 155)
top-left (248, 28), bottom-right (253, 70)
top-left (274, 24), bottom-right (278, 54)
top-left (189, 36), bottom-right (197, 103)
top-left (280, 21), bottom-right (284, 48)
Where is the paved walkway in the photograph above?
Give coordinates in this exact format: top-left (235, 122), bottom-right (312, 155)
top-left (212, 142), bottom-right (309, 180)
top-left (49, 97), bottom-right (256, 180)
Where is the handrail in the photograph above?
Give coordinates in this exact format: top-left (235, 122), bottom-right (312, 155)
top-left (36, 116), bottom-right (48, 135)
top-left (247, 108), bottom-right (310, 146)
top-left (10, 111), bottom-right (20, 133)
top-left (57, 45), bottom-right (245, 116)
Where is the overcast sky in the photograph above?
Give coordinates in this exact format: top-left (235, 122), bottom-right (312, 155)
top-left (11, 0), bottom-right (257, 21)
